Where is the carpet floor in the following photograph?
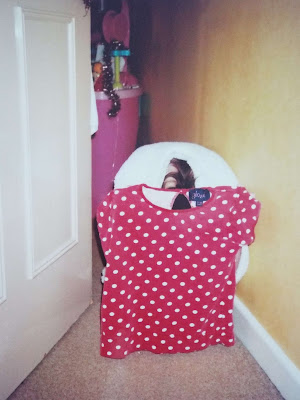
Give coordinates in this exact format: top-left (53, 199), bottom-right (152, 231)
top-left (8, 236), bottom-right (283, 400)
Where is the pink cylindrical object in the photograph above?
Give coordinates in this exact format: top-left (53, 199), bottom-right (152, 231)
top-left (92, 88), bottom-right (142, 217)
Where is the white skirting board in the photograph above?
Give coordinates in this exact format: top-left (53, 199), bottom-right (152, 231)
top-left (234, 296), bottom-right (300, 400)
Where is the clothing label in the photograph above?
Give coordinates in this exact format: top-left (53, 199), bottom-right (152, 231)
top-left (189, 188), bottom-right (210, 206)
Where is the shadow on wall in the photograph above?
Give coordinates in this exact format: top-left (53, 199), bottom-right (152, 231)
top-left (136, 93), bottom-right (151, 147)
top-left (129, 0), bottom-right (211, 144)
top-left (129, 0), bottom-right (153, 147)
top-left (128, 0), bottom-right (153, 85)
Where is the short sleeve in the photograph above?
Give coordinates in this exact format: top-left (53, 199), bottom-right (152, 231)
top-left (96, 191), bottom-right (113, 255)
top-left (229, 187), bottom-right (261, 246)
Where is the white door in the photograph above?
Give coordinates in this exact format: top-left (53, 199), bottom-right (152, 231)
top-left (0, 0), bottom-right (92, 398)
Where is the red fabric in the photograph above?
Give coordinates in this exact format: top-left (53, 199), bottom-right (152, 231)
top-left (97, 184), bottom-right (261, 359)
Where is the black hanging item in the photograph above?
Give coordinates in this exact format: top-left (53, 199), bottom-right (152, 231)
top-left (172, 194), bottom-right (191, 210)
top-left (83, 0), bottom-right (93, 12)
top-left (102, 40), bottom-right (128, 117)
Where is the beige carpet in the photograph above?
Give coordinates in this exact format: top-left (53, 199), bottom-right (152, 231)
top-left (8, 236), bottom-right (283, 400)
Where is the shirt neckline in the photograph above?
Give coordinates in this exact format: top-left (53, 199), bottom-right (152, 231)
top-left (138, 184), bottom-right (216, 213)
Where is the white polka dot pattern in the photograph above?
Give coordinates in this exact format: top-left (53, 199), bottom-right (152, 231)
top-left (97, 185), bottom-right (261, 359)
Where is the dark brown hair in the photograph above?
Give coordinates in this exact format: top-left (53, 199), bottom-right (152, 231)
top-left (162, 158), bottom-right (195, 189)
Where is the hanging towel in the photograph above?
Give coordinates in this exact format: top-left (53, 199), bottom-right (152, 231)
top-left (90, 73), bottom-right (98, 135)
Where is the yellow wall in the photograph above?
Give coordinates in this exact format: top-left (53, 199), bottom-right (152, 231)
top-left (132, 0), bottom-right (300, 367)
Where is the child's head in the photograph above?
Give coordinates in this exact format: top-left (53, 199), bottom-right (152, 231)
top-left (162, 158), bottom-right (195, 189)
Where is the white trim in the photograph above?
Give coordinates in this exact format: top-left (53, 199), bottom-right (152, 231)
top-left (14, 6), bottom-right (34, 279)
top-left (234, 296), bottom-right (300, 400)
top-left (0, 185), bottom-right (7, 305)
top-left (67, 16), bottom-right (79, 249)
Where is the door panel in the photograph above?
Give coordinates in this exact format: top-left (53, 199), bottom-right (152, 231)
top-left (0, 1), bottom-right (92, 399)
top-left (15, 7), bottom-right (78, 278)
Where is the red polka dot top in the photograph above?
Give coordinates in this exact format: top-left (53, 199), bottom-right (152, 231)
top-left (97, 184), bottom-right (261, 359)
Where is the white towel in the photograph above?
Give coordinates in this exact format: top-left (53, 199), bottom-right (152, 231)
top-left (90, 73), bottom-right (98, 135)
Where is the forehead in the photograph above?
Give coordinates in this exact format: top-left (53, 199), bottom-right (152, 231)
top-left (166, 163), bottom-right (178, 173)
